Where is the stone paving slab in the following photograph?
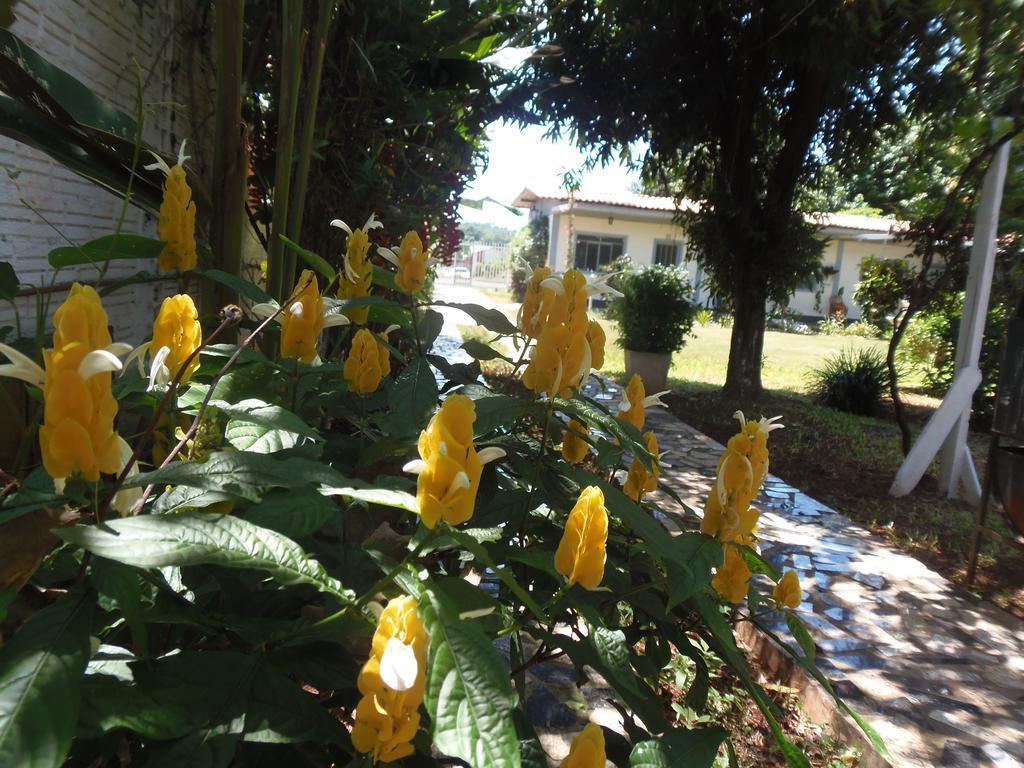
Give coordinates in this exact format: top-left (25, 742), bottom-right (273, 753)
top-left (610, 382), bottom-right (1024, 768)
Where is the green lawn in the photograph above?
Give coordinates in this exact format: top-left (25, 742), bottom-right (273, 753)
top-left (595, 318), bottom-right (924, 394)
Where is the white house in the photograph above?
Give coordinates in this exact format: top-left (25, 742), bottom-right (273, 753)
top-left (511, 187), bottom-right (914, 321)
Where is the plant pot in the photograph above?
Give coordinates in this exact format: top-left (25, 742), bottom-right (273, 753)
top-left (625, 349), bottom-right (671, 392)
top-left (828, 296), bottom-right (848, 320)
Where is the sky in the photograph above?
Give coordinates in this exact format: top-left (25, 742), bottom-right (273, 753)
top-left (457, 120), bottom-right (642, 231)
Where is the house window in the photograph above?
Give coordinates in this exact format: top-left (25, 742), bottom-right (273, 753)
top-left (574, 234), bottom-right (624, 271)
top-left (653, 241), bottom-right (682, 266)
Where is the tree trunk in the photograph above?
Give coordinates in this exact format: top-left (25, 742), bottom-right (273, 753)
top-left (723, 286), bottom-right (766, 400)
top-left (887, 304), bottom-right (914, 456)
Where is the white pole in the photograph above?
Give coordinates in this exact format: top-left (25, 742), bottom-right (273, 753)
top-left (937, 140), bottom-right (1010, 498)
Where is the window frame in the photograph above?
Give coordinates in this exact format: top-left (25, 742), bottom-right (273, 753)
top-left (652, 239), bottom-right (683, 267)
top-left (573, 232), bottom-right (627, 272)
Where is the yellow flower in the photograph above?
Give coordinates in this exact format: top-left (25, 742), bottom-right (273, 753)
top-left (404, 394), bottom-right (504, 529)
top-left (521, 270), bottom-right (592, 398)
top-left (623, 431), bottom-right (660, 502)
top-left (280, 270), bottom-right (325, 364)
top-left (518, 266), bottom-right (554, 337)
top-left (560, 723), bottom-right (606, 768)
top-left (352, 595), bottom-right (428, 763)
top-left (555, 485), bottom-right (608, 590)
top-left (332, 214), bottom-right (382, 324)
top-left (561, 419), bottom-right (589, 464)
top-left (616, 374), bottom-right (671, 433)
top-left (380, 230), bottom-right (430, 294)
top-left (700, 411), bottom-right (782, 544)
top-left (51, 283), bottom-right (112, 351)
top-left (712, 545), bottom-right (752, 604)
top-left (345, 328), bottom-right (391, 395)
top-left (773, 570), bottom-right (802, 609)
top-left (146, 141), bottom-right (197, 272)
top-left (149, 294), bottom-right (202, 387)
top-left (586, 319), bottom-right (606, 371)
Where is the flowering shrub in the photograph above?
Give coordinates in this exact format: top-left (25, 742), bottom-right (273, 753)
top-left (0, 205), bottom-right (881, 768)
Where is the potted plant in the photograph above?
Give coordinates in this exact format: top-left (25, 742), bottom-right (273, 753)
top-left (608, 264), bottom-right (697, 391)
top-left (828, 285), bottom-right (849, 320)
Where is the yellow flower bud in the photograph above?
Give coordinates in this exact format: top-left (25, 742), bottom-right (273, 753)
top-left (156, 164), bottom-right (197, 272)
top-left (394, 231), bottom-right (429, 294)
top-left (413, 394), bottom-right (482, 528)
top-left (39, 285), bottom-right (121, 482)
top-left (345, 328), bottom-right (391, 395)
top-left (773, 569), bottom-right (802, 609)
top-left (712, 545), bottom-right (752, 604)
top-left (151, 294), bottom-right (202, 386)
top-left (618, 373), bottom-right (646, 431)
top-left (561, 419), bottom-right (589, 465)
top-left (518, 266), bottom-right (554, 337)
top-left (560, 723), bottom-right (606, 768)
top-left (280, 270), bottom-right (324, 364)
top-left (555, 485), bottom-right (608, 590)
top-left (586, 319), bottom-right (606, 371)
top-left (52, 283), bottom-right (112, 351)
top-left (340, 227), bottom-right (373, 324)
top-left (352, 595), bottom-right (428, 763)
top-left (623, 431), bottom-right (659, 502)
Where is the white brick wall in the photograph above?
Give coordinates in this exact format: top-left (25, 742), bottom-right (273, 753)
top-left (0, 0), bottom-right (204, 344)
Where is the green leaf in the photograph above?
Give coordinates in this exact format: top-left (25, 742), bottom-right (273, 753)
top-left (629, 727), bottom-right (728, 768)
top-left (0, 260), bottom-right (17, 300)
top-left (470, 394), bottom-right (543, 436)
top-left (434, 301), bottom-right (519, 335)
top-left (56, 513), bottom-right (350, 599)
top-left (47, 234), bottom-right (164, 269)
top-left (152, 485), bottom-right (238, 515)
top-left (225, 420), bottom-right (302, 453)
top-left (78, 673), bottom-right (197, 740)
top-left (122, 451), bottom-right (345, 503)
top-left (388, 357), bottom-right (439, 431)
top-left (564, 621), bottom-right (668, 733)
top-left (182, 396), bottom-right (320, 440)
top-left (418, 308), bottom-right (445, 349)
top-left (243, 662), bottom-right (346, 744)
top-left (243, 488), bottom-right (337, 538)
top-left (461, 339), bottom-right (511, 362)
top-left (319, 481), bottom-right (418, 513)
top-left (557, 395), bottom-right (653, 470)
top-left (279, 235), bottom-right (336, 281)
top-left (447, 529), bottom-right (547, 622)
top-left (786, 613), bottom-right (816, 665)
top-left (419, 583), bottom-right (520, 768)
top-left (199, 269), bottom-right (273, 304)
top-left (0, 590), bottom-right (92, 768)
top-left (0, 468), bottom-right (62, 525)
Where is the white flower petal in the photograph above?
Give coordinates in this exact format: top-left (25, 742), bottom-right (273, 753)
top-left (617, 393), bottom-right (631, 413)
top-left (477, 447), bottom-right (506, 465)
top-left (329, 218), bottom-right (352, 235)
top-left (363, 213), bottom-right (383, 231)
top-left (343, 256), bottom-right (360, 284)
top-left (733, 410), bottom-right (746, 428)
top-left (78, 349), bottom-right (124, 380)
top-left (449, 471), bottom-right (471, 492)
top-left (643, 390), bottom-right (670, 409)
top-left (539, 276), bottom-right (565, 295)
top-left (458, 607), bottom-right (496, 620)
top-left (288, 301), bottom-right (304, 318)
top-left (176, 138), bottom-right (190, 166)
top-left (383, 324), bottom-right (401, 336)
top-left (147, 346), bottom-right (172, 391)
top-left (322, 312), bottom-right (351, 328)
top-left (144, 151), bottom-right (171, 176)
top-left (379, 637), bottom-right (418, 692)
top-left (105, 342), bottom-right (133, 357)
top-left (402, 459), bottom-right (427, 475)
top-left (377, 247), bottom-right (400, 267)
top-left (251, 301), bottom-right (281, 321)
top-left (0, 342), bottom-right (45, 386)
top-left (122, 342), bottom-right (150, 377)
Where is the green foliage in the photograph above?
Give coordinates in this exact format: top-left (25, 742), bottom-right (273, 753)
top-left (508, 217), bottom-right (549, 270)
top-left (807, 347), bottom-right (891, 416)
top-left (608, 265), bottom-right (697, 354)
top-left (461, 221), bottom-right (518, 245)
top-left (853, 256), bottom-right (914, 328)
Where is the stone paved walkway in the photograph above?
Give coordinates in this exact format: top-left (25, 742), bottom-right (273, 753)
top-left (600, 381), bottom-right (1024, 768)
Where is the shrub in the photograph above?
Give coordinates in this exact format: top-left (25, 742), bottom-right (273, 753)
top-left (607, 264), bottom-right (697, 353)
top-left (510, 265), bottom-right (529, 301)
top-left (808, 346), bottom-right (891, 416)
top-left (695, 308), bottom-right (714, 326)
top-left (508, 216), bottom-right (549, 270)
top-left (816, 315), bottom-right (846, 335)
top-left (845, 320), bottom-right (882, 338)
top-left (853, 256), bottom-right (913, 328)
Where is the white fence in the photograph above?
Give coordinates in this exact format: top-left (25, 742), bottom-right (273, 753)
top-left (439, 241), bottom-right (514, 288)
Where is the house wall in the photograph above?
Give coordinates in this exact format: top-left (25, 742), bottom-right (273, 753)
top-left (0, 0), bottom-right (211, 344)
top-left (544, 207), bottom-right (914, 321)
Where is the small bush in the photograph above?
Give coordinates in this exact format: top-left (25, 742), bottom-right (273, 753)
top-left (510, 266), bottom-right (529, 301)
top-left (853, 255), bottom-right (913, 328)
top-left (694, 308), bottom-right (714, 326)
top-left (808, 347), bottom-right (891, 416)
top-left (607, 264), bottom-right (697, 353)
top-left (816, 315), bottom-right (846, 335)
top-left (844, 320), bottom-right (881, 338)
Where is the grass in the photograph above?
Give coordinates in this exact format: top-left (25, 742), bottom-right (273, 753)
top-left (592, 315), bottom-right (926, 394)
